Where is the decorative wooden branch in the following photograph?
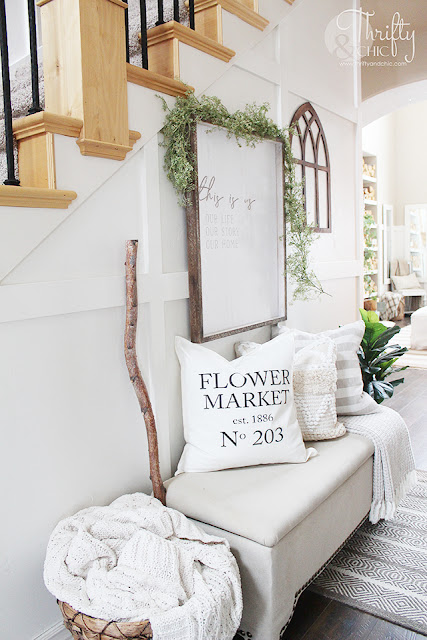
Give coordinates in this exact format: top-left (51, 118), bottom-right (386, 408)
top-left (125, 240), bottom-right (166, 505)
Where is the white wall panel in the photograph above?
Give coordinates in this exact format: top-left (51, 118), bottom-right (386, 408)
top-left (0, 207), bottom-right (69, 282)
top-left (282, 0), bottom-right (358, 123)
top-left (6, 0), bottom-right (30, 65)
top-left (2, 151), bottom-right (144, 284)
top-left (0, 307), bottom-right (152, 638)
top-left (250, 29), bottom-right (278, 62)
top-left (165, 298), bottom-right (189, 472)
top-left (205, 65), bottom-right (278, 117)
top-left (394, 101), bottom-right (427, 225)
top-left (222, 11), bottom-right (262, 53)
top-left (158, 145), bottom-right (188, 275)
top-left (258, 0), bottom-right (291, 25)
top-left (286, 277), bottom-right (359, 332)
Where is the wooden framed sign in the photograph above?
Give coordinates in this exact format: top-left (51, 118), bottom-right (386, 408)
top-left (187, 121), bottom-right (287, 343)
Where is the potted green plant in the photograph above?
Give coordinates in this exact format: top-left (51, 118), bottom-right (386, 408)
top-left (358, 309), bottom-right (408, 403)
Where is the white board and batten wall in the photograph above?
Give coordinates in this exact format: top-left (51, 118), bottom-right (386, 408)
top-left (0, 1), bottom-right (362, 638)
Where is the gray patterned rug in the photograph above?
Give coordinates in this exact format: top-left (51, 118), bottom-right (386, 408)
top-left (310, 470), bottom-right (427, 635)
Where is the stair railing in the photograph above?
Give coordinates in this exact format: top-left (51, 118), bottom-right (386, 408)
top-left (156, 0), bottom-right (164, 25)
top-left (124, 0), bottom-right (195, 71)
top-left (189, 0), bottom-right (195, 30)
top-left (27, 0), bottom-right (42, 115)
top-left (1, 0), bottom-right (197, 189)
top-left (0, 0), bottom-right (19, 185)
top-left (140, 0), bottom-right (148, 70)
top-left (0, 0), bottom-right (43, 186)
top-left (124, 0), bottom-right (130, 62)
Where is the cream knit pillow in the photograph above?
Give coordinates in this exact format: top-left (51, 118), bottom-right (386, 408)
top-left (274, 322), bottom-right (378, 416)
top-left (236, 338), bottom-right (346, 441)
top-left (293, 339), bottom-right (346, 441)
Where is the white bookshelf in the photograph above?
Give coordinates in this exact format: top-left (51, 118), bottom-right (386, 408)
top-left (405, 205), bottom-right (427, 279)
top-left (363, 152), bottom-right (381, 299)
top-left (382, 204), bottom-right (393, 286)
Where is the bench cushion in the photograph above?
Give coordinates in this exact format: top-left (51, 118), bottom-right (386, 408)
top-left (165, 432), bottom-right (374, 547)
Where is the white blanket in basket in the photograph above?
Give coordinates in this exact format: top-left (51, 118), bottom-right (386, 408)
top-left (44, 493), bottom-right (242, 640)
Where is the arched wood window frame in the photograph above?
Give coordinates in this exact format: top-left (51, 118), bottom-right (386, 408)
top-left (289, 102), bottom-right (331, 233)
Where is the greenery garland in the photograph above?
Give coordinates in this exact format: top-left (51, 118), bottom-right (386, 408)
top-left (160, 92), bottom-right (326, 301)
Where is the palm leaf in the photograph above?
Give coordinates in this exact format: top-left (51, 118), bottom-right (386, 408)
top-left (390, 378), bottom-right (405, 387)
top-left (357, 310), bottom-right (407, 404)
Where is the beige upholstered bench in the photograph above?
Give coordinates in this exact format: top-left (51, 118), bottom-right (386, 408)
top-left (165, 431), bottom-right (374, 640)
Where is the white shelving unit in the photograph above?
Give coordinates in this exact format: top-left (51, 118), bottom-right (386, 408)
top-left (405, 205), bottom-right (427, 279)
top-left (382, 204), bottom-right (394, 286)
top-left (363, 152), bottom-right (382, 299)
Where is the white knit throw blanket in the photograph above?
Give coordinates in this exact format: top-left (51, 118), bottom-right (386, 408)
top-left (342, 405), bottom-right (417, 523)
top-left (44, 493), bottom-right (242, 640)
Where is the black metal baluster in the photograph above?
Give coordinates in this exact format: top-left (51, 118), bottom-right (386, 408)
top-left (156, 0), bottom-right (164, 26)
top-left (189, 0), bottom-right (195, 30)
top-left (139, 0), bottom-right (148, 69)
top-left (124, 0), bottom-right (129, 63)
top-left (27, 0), bottom-right (42, 114)
top-left (0, 0), bottom-right (19, 185)
top-left (173, 0), bottom-right (179, 23)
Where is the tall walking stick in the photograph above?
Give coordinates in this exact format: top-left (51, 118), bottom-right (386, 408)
top-left (124, 240), bottom-right (166, 505)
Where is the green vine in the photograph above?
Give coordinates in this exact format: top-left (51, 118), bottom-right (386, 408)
top-left (159, 91), bottom-right (326, 301)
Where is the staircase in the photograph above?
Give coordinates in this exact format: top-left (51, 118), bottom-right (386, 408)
top-left (0, 0), bottom-right (296, 282)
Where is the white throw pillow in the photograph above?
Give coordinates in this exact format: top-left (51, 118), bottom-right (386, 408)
top-left (175, 334), bottom-right (317, 474)
top-left (273, 321), bottom-right (378, 416)
top-left (391, 273), bottom-right (422, 290)
top-left (236, 338), bottom-right (346, 441)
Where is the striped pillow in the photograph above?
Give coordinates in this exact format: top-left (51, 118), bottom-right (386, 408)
top-left (274, 321), bottom-right (378, 416)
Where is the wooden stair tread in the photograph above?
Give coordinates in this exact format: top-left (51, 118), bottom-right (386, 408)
top-left (194, 0), bottom-right (269, 31)
top-left (147, 20), bottom-right (235, 62)
top-left (0, 185), bottom-right (77, 209)
top-left (127, 64), bottom-right (193, 96)
top-left (12, 112), bottom-right (83, 139)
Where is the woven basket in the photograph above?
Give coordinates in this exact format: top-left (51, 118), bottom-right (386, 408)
top-left (58, 601), bottom-right (153, 640)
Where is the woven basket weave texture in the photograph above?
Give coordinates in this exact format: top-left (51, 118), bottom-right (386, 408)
top-left (59, 600), bottom-right (153, 640)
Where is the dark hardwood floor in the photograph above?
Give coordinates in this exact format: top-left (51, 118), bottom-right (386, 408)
top-left (282, 591), bottom-right (426, 640)
top-left (282, 364), bottom-right (427, 640)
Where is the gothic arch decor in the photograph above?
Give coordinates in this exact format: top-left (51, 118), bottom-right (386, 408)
top-left (290, 102), bottom-right (331, 233)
